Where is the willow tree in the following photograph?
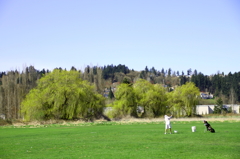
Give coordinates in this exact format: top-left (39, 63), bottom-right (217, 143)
top-left (132, 79), bottom-right (152, 117)
top-left (167, 82), bottom-right (199, 117)
top-left (133, 79), bottom-right (153, 104)
top-left (167, 87), bottom-right (184, 117)
top-left (144, 84), bottom-right (167, 117)
top-left (111, 83), bottom-right (136, 118)
top-left (21, 69), bottom-right (105, 121)
top-left (133, 79), bottom-right (168, 117)
top-left (181, 82), bottom-right (200, 116)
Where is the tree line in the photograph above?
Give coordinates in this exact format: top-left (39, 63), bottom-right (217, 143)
top-left (108, 79), bottom-right (199, 119)
top-left (21, 70), bottom-right (199, 121)
top-left (0, 65), bottom-right (239, 120)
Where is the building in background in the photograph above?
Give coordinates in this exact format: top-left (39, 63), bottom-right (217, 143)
top-left (196, 105), bottom-right (240, 115)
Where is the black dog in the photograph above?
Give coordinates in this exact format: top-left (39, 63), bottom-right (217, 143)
top-left (203, 120), bottom-right (215, 133)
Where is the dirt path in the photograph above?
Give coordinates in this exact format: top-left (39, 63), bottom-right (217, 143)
top-left (9, 117), bottom-right (240, 127)
top-left (114, 117), bottom-right (240, 123)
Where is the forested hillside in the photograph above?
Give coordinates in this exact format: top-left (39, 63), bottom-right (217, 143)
top-left (0, 64), bottom-right (239, 120)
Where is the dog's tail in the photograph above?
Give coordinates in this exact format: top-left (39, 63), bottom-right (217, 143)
top-left (210, 128), bottom-right (215, 133)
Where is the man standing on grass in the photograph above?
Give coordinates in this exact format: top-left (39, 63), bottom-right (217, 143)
top-left (164, 114), bottom-right (173, 134)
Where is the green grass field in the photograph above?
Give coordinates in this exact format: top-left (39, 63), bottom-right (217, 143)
top-left (1, 121), bottom-right (240, 159)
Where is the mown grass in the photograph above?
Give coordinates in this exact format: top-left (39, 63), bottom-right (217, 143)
top-left (0, 121), bottom-right (240, 159)
top-left (199, 98), bottom-right (216, 105)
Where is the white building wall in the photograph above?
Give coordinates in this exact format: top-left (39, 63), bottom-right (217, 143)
top-left (196, 105), bottom-right (213, 115)
top-left (196, 105), bottom-right (240, 114)
top-left (224, 105), bottom-right (240, 114)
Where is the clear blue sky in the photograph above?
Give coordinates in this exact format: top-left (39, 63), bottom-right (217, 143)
top-left (1, 0), bottom-right (240, 75)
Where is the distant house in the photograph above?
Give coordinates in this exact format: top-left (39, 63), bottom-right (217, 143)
top-left (196, 105), bottom-right (240, 114)
top-left (103, 88), bottom-right (110, 98)
top-left (103, 94), bottom-right (109, 98)
top-left (200, 92), bottom-right (213, 99)
top-left (0, 114), bottom-right (5, 120)
top-left (163, 85), bottom-right (168, 88)
top-left (103, 87), bottom-right (117, 98)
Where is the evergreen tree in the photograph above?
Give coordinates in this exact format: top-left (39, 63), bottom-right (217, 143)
top-left (193, 69), bottom-right (198, 76)
top-left (214, 98), bottom-right (226, 114)
top-left (108, 87), bottom-right (114, 99)
top-left (176, 71), bottom-right (179, 76)
top-left (71, 66), bottom-right (77, 71)
top-left (140, 71), bottom-right (145, 79)
top-left (145, 66), bottom-right (149, 73)
top-left (161, 68), bottom-right (165, 76)
top-left (187, 68), bottom-right (192, 76)
top-left (150, 67), bottom-right (157, 75)
top-left (168, 68), bottom-right (172, 77)
top-left (180, 75), bottom-right (187, 85)
top-left (122, 78), bottom-right (130, 84)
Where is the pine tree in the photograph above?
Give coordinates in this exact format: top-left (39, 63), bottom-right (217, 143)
top-left (108, 87), bottom-right (114, 99)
